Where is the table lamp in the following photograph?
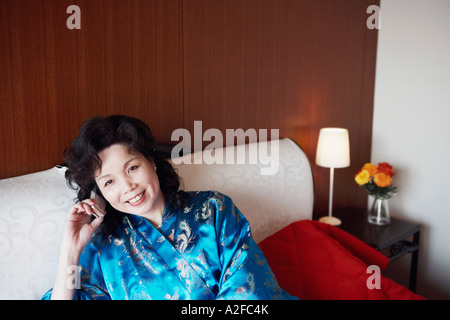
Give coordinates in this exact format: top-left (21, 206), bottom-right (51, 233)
top-left (315, 128), bottom-right (350, 226)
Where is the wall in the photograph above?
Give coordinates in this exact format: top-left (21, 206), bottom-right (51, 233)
top-left (0, 1), bottom-right (379, 218)
top-left (183, 0), bottom-right (379, 217)
top-left (372, 0), bottom-right (450, 299)
top-left (0, 0), bottom-right (184, 178)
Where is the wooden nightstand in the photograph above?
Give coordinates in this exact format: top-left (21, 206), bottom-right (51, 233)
top-left (333, 207), bottom-right (420, 293)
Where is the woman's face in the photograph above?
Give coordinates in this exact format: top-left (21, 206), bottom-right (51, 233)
top-left (94, 144), bottom-right (164, 220)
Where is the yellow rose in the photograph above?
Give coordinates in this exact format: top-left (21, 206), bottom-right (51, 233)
top-left (362, 163), bottom-right (378, 177)
top-left (374, 172), bottom-right (392, 187)
top-left (355, 169), bottom-right (371, 186)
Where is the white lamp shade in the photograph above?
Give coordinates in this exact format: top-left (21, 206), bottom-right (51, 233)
top-left (315, 128), bottom-right (350, 168)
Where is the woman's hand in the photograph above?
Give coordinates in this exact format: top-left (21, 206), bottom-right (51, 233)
top-left (51, 199), bottom-right (105, 300)
top-left (62, 199), bottom-right (105, 255)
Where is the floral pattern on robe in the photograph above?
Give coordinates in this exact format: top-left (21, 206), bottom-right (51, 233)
top-left (42, 191), bottom-right (297, 300)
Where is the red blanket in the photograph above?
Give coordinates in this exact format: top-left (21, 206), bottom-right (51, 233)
top-left (258, 220), bottom-right (424, 300)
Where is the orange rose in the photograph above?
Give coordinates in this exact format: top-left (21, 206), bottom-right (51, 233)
top-left (374, 172), bottom-right (392, 187)
top-left (362, 163), bottom-right (378, 177)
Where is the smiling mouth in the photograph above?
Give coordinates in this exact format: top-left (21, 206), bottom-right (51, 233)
top-left (126, 190), bottom-right (145, 205)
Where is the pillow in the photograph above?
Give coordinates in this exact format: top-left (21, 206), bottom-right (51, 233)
top-left (259, 220), bottom-right (424, 300)
top-left (0, 166), bottom-right (76, 299)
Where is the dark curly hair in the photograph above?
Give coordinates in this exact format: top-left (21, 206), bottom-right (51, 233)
top-left (63, 115), bottom-right (188, 236)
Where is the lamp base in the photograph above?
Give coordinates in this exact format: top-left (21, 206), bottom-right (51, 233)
top-left (318, 216), bottom-right (342, 226)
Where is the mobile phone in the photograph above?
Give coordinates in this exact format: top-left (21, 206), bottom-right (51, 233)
top-left (90, 190), bottom-right (106, 219)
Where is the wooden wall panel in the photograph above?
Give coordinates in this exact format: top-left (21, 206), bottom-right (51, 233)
top-left (1, 0), bottom-right (379, 216)
top-left (183, 0), bottom-right (379, 215)
top-left (0, 0), bottom-right (183, 179)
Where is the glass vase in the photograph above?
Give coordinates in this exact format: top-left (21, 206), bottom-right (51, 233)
top-left (368, 196), bottom-right (391, 226)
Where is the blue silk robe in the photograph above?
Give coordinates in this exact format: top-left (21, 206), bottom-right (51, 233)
top-left (42, 191), bottom-right (297, 300)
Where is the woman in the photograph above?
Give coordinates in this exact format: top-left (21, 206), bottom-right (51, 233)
top-left (43, 115), bottom-right (296, 300)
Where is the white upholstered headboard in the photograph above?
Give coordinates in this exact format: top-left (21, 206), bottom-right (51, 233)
top-left (0, 138), bottom-right (314, 299)
top-left (171, 138), bottom-right (314, 243)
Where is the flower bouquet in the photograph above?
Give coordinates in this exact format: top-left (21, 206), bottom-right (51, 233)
top-left (355, 162), bottom-right (397, 225)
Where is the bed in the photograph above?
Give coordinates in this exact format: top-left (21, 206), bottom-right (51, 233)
top-left (0, 138), bottom-right (423, 299)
